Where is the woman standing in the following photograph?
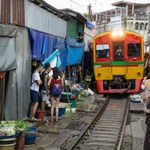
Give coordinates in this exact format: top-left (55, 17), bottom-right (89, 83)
top-left (48, 67), bottom-right (63, 122)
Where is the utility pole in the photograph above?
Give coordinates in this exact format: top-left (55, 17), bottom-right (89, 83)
top-left (147, 11), bottom-right (150, 47)
top-left (87, 3), bottom-right (92, 21)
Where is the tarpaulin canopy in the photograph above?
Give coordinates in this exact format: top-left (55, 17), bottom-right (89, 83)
top-left (29, 28), bottom-right (45, 60)
top-left (42, 49), bottom-right (61, 68)
top-left (0, 36), bottom-right (17, 71)
top-left (0, 24), bottom-right (31, 120)
top-left (56, 37), bottom-right (67, 69)
top-left (0, 24), bottom-right (18, 71)
top-left (29, 28), bottom-right (85, 68)
top-left (29, 28), bottom-right (57, 61)
top-left (42, 34), bottom-right (57, 61)
top-left (60, 49), bottom-right (68, 69)
top-left (56, 37), bottom-right (65, 51)
top-left (86, 21), bottom-right (94, 29)
top-left (66, 37), bottom-right (85, 65)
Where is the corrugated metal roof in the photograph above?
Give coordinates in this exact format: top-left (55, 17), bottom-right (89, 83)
top-left (61, 8), bottom-right (87, 23)
top-left (29, 0), bottom-right (70, 20)
top-left (25, 1), bottom-right (67, 38)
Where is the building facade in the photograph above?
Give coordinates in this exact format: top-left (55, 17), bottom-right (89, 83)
top-left (0, 0), bottom-right (68, 120)
top-left (94, 1), bottom-right (150, 44)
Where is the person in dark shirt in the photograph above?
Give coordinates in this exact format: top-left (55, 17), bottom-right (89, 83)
top-left (40, 63), bottom-right (51, 112)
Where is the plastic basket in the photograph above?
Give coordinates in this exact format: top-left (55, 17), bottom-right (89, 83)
top-left (25, 127), bottom-right (37, 145)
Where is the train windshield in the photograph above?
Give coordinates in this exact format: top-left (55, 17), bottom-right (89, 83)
top-left (127, 43), bottom-right (141, 57)
top-left (113, 43), bottom-right (124, 61)
top-left (96, 44), bottom-right (110, 58)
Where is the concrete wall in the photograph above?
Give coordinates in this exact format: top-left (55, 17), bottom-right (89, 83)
top-left (84, 25), bottom-right (93, 51)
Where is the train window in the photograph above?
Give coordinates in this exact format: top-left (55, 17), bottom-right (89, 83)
top-left (127, 43), bottom-right (141, 57)
top-left (113, 43), bottom-right (124, 61)
top-left (96, 44), bottom-right (110, 58)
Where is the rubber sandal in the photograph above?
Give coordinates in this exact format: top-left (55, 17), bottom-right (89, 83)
top-left (49, 119), bottom-right (53, 122)
top-left (30, 118), bottom-right (38, 122)
top-left (30, 118), bottom-right (39, 122)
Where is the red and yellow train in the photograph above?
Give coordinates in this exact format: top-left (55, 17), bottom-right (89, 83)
top-left (93, 30), bottom-right (144, 93)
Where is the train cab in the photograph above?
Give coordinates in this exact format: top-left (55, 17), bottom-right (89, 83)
top-left (93, 30), bottom-right (144, 93)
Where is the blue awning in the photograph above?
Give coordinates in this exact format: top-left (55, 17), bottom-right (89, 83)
top-left (66, 37), bottom-right (85, 65)
top-left (86, 21), bottom-right (94, 29)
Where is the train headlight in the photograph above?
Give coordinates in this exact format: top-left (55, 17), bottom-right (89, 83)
top-left (112, 31), bottom-right (118, 37)
top-left (118, 31), bottom-right (124, 36)
top-left (111, 30), bottom-right (124, 37)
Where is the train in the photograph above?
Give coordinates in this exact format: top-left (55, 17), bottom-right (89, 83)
top-left (93, 30), bottom-right (144, 93)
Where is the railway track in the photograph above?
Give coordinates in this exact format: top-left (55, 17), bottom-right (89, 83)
top-left (67, 96), bottom-right (129, 150)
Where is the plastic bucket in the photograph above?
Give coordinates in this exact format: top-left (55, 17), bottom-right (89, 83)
top-left (0, 143), bottom-right (16, 150)
top-left (54, 107), bottom-right (66, 117)
top-left (0, 135), bottom-right (16, 150)
top-left (70, 99), bottom-right (76, 108)
top-left (36, 110), bottom-right (44, 120)
top-left (25, 133), bottom-right (37, 145)
top-left (25, 127), bottom-right (37, 145)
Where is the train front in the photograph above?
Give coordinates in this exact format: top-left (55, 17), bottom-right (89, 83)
top-left (93, 31), bottom-right (144, 93)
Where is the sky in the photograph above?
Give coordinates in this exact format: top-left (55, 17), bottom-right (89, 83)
top-left (45, 0), bottom-right (150, 14)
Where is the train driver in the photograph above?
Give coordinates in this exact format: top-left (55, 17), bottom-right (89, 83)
top-left (116, 46), bottom-right (123, 57)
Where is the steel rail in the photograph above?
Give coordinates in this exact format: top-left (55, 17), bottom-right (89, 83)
top-left (65, 96), bottom-right (129, 150)
top-left (117, 98), bottom-right (129, 150)
top-left (67, 96), bottom-right (110, 150)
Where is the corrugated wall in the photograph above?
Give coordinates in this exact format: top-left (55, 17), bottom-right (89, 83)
top-left (0, 0), bottom-right (66, 37)
top-left (25, 0), bottom-right (67, 38)
top-left (0, 0), bottom-right (25, 25)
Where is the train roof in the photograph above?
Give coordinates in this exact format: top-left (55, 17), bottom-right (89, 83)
top-left (93, 30), bottom-right (144, 39)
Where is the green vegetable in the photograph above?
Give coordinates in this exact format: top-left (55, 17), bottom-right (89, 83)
top-left (0, 120), bottom-right (29, 136)
top-left (15, 120), bottom-right (28, 131)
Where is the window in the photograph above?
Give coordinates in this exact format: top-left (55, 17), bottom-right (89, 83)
top-left (96, 44), bottom-right (110, 58)
top-left (135, 22), bottom-right (139, 30)
top-left (113, 43), bottom-right (124, 61)
top-left (127, 43), bottom-right (141, 57)
top-left (145, 23), bottom-right (148, 30)
top-left (140, 23), bottom-right (144, 30)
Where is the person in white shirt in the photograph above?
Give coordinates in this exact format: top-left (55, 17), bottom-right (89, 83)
top-left (30, 62), bottom-right (42, 121)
